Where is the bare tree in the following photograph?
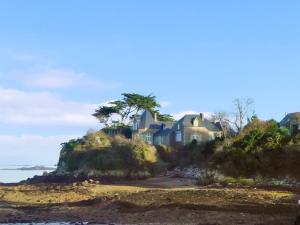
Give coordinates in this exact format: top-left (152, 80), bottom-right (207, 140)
top-left (233, 98), bottom-right (255, 134)
top-left (211, 111), bottom-right (233, 138)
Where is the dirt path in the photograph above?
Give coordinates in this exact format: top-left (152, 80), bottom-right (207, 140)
top-left (0, 177), bottom-right (299, 224)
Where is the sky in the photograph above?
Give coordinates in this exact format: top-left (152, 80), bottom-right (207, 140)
top-left (0, 0), bottom-right (300, 165)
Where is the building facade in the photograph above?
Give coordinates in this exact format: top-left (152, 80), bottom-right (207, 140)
top-left (132, 110), bottom-right (223, 146)
top-left (280, 112), bottom-right (300, 136)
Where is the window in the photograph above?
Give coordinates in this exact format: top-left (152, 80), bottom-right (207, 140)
top-left (191, 134), bottom-right (199, 141)
top-left (208, 133), bottom-right (215, 141)
top-left (193, 118), bottom-right (199, 127)
top-left (177, 123), bottom-right (180, 130)
top-left (146, 133), bottom-right (152, 144)
top-left (191, 134), bottom-right (202, 142)
top-left (157, 136), bottom-right (162, 145)
top-left (176, 131), bottom-right (182, 142)
top-left (132, 122), bottom-right (138, 131)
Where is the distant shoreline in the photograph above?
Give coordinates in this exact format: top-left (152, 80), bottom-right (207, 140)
top-left (0, 166), bottom-right (56, 171)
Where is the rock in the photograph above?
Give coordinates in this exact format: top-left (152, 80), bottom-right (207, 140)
top-left (82, 180), bottom-right (89, 186)
top-left (89, 179), bottom-right (94, 184)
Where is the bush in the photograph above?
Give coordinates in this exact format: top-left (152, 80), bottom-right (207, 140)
top-left (219, 177), bottom-right (255, 186)
top-left (151, 160), bottom-right (169, 175)
top-left (212, 118), bottom-right (300, 180)
top-left (198, 173), bottom-right (218, 186)
top-left (57, 133), bottom-right (160, 177)
top-left (293, 133), bottom-right (300, 144)
top-left (155, 144), bottom-right (178, 168)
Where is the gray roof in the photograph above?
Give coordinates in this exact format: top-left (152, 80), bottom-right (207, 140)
top-left (139, 110), bottom-right (175, 129)
top-left (137, 110), bottom-right (222, 133)
top-left (155, 128), bottom-right (172, 136)
top-left (139, 110), bottom-right (155, 129)
top-left (214, 121), bottom-right (223, 131)
top-left (175, 114), bottom-right (222, 132)
top-left (280, 112), bottom-right (300, 126)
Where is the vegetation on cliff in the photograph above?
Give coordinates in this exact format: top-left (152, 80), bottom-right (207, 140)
top-left (57, 131), bottom-right (165, 178)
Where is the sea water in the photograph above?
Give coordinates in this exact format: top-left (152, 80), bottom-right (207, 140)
top-left (0, 165), bottom-right (55, 183)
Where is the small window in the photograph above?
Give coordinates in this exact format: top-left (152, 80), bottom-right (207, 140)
top-left (146, 133), bottom-right (152, 144)
top-left (132, 122), bottom-right (138, 130)
top-left (176, 131), bottom-right (182, 142)
top-left (193, 118), bottom-right (199, 127)
top-left (191, 134), bottom-right (201, 142)
top-left (208, 133), bottom-right (215, 141)
top-left (177, 123), bottom-right (180, 130)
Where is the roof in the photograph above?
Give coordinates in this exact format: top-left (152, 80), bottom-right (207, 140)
top-left (155, 128), bottom-right (172, 136)
top-left (136, 110), bottom-right (222, 133)
top-left (175, 114), bottom-right (222, 132)
top-left (138, 110), bottom-right (175, 129)
top-left (139, 110), bottom-right (155, 129)
top-left (280, 112), bottom-right (300, 126)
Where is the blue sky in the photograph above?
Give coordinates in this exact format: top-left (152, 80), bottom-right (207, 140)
top-left (0, 1), bottom-right (300, 165)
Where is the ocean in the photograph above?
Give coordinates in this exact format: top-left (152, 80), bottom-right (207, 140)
top-left (0, 165), bottom-right (55, 183)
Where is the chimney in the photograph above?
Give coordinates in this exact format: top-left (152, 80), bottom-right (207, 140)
top-left (154, 112), bottom-right (158, 122)
top-left (199, 113), bottom-right (204, 121)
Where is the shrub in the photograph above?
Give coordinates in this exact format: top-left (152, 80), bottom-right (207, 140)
top-left (212, 118), bottom-right (300, 180)
top-left (293, 133), bottom-right (300, 144)
top-left (57, 133), bottom-right (160, 177)
top-left (151, 160), bottom-right (169, 175)
top-left (219, 177), bottom-right (255, 186)
top-left (155, 144), bottom-right (178, 168)
top-left (198, 173), bottom-right (218, 186)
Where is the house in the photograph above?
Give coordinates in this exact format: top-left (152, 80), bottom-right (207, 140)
top-left (280, 112), bottom-right (300, 136)
top-left (131, 110), bottom-right (174, 145)
top-left (131, 110), bottom-right (223, 146)
top-left (171, 114), bottom-right (223, 146)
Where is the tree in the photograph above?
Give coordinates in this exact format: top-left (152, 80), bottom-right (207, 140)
top-left (92, 106), bottom-right (118, 127)
top-left (157, 113), bottom-right (175, 122)
top-left (232, 98), bottom-right (255, 134)
top-left (122, 93), bottom-right (160, 117)
top-left (210, 111), bottom-right (233, 137)
top-left (93, 93), bottom-right (164, 127)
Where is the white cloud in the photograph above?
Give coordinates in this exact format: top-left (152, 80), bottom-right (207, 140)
top-left (172, 110), bottom-right (213, 120)
top-left (0, 88), bottom-right (101, 127)
top-left (160, 101), bottom-right (171, 108)
top-left (23, 68), bottom-right (121, 90)
top-left (0, 134), bottom-right (80, 166)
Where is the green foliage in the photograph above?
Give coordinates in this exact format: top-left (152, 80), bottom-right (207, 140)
top-left (198, 173), bottom-right (218, 186)
top-left (219, 177), bottom-right (256, 186)
top-left (293, 132), bottom-right (300, 144)
top-left (122, 93), bottom-right (160, 116)
top-left (212, 118), bottom-right (300, 179)
top-left (155, 144), bottom-right (178, 168)
top-left (102, 126), bottom-right (132, 139)
top-left (157, 113), bottom-right (175, 122)
top-left (92, 106), bottom-right (118, 126)
top-left (151, 160), bottom-right (169, 175)
top-left (57, 133), bottom-right (159, 177)
top-left (228, 118), bottom-right (290, 153)
top-left (189, 140), bottom-right (218, 167)
top-left (93, 93), bottom-right (171, 127)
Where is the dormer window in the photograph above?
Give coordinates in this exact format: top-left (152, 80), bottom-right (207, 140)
top-left (192, 118), bottom-right (199, 127)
